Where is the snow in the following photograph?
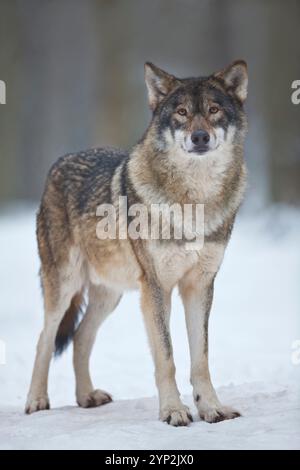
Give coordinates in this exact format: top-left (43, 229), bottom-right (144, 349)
top-left (1, 384), bottom-right (299, 450)
top-left (0, 205), bottom-right (299, 450)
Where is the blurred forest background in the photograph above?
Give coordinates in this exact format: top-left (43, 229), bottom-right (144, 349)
top-left (0, 0), bottom-right (299, 210)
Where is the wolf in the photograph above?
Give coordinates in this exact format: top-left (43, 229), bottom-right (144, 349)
top-left (25, 60), bottom-right (248, 426)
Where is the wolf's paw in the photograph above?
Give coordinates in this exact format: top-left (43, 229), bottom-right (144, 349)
top-left (77, 389), bottom-right (112, 408)
top-left (199, 405), bottom-right (241, 423)
top-left (160, 405), bottom-right (193, 427)
top-left (25, 396), bottom-right (50, 415)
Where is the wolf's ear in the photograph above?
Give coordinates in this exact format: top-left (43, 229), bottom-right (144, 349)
top-left (144, 62), bottom-right (178, 111)
top-left (214, 60), bottom-right (248, 103)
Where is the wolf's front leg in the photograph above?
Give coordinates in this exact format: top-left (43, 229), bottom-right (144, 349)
top-left (179, 267), bottom-right (241, 423)
top-left (140, 277), bottom-right (192, 426)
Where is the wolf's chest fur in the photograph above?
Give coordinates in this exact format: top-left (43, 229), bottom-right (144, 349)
top-left (78, 143), bottom-right (246, 292)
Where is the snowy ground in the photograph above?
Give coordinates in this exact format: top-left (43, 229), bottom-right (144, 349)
top-left (0, 205), bottom-right (299, 450)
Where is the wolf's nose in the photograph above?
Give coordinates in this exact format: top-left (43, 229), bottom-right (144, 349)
top-left (191, 130), bottom-right (210, 146)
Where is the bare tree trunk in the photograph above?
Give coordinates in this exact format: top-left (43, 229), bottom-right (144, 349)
top-left (0, 1), bottom-right (22, 203)
top-left (265, 0), bottom-right (300, 205)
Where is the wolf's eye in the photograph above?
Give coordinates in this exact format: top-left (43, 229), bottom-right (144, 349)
top-left (209, 106), bottom-right (219, 114)
top-left (177, 108), bottom-right (187, 116)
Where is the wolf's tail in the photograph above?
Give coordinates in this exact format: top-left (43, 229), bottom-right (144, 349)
top-left (54, 291), bottom-right (85, 356)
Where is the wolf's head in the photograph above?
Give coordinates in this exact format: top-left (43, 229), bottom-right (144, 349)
top-left (144, 61), bottom-right (248, 157)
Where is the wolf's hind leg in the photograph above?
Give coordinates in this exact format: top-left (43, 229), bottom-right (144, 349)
top-left (26, 257), bottom-right (84, 414)
top-left (73, 283), bottom-right (121, 408)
